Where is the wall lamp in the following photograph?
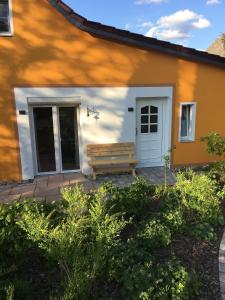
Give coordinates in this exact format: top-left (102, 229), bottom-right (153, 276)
top-left (87, 105), bottom-right (100, 120)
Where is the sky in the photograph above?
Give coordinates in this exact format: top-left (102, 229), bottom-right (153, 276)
top-left (63, 0), bottom-right (225, 51)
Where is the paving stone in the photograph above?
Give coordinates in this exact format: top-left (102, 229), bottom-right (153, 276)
top-left (33, 197), bottom-right (46, 202)
top-left (35, 187), bottom-right (59, 197)
top-left (221, 281), bottom-right (225, 294)
top-left (221, 273), bottom-right (225, 283)
top-left (64, 173), bottom-right (85, 181)
top-left (0, 167), bottom-right (176, 203)
top-left (220, 263), bottom-right (225, 273)
top-left (219, 250), bottom-right (225, 264)
top-left (10, 184), bottom-right (35, 196)
top-left (0, 194), bottom-right (21, 203)
top-left (45, 194), bottom-right (61, 203)
top-left (48, 174), bottom-right (64, 183)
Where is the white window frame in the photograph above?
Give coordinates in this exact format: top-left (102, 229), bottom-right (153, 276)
top-left (0, 0), bottom-right (14, 36)
top-left (179, 102), bottom-right (196, 142)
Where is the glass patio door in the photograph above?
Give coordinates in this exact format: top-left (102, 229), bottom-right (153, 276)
top-left (32, 106), bottom-right (80, 175)
top-left (58, 107), bottom-right (80, 171)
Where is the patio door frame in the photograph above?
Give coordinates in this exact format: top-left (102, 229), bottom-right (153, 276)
top-left (29, 104), bottom-right (81, 176)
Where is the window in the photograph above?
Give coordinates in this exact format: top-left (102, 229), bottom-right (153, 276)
top-left (179, 103), bottom-right (196, 142)
top-left (0, 0), bottom-right (13, 35)
top-left (140, 105), bottom-right (158, 134)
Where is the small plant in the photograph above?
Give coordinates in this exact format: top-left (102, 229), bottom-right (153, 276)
top-left (163, 153), bottom-right (170, 187)
top-left (201, 133), bottom-right (225, 157)
top-left (139, 218), bottom-right (172, 248)
top-left (176, 169), bottom-right (223, 225)
top-left (5, 284), bottom-right (14, 300)
top-left (191, 223), bottom-right (216, 241)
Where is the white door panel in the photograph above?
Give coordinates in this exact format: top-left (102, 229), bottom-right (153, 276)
top-left (136, 99), bottom-right (164, 167)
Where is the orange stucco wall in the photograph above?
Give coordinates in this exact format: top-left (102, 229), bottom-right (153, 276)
top-left (1, 0), bottom-right (225, 181)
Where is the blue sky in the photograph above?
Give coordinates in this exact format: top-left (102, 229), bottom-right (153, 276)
top-left (64, 0), bottom-right (224, 50)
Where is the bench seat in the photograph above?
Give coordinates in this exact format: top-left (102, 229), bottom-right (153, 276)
top-left (87, 142), bottom-right (138, 180)
top-left (89, 158), bottom-right (138, 167)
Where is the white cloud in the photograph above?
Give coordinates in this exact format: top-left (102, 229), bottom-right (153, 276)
top-left (145, 9), bottom-right (211, 42)
top-left (125, 20), bottom-right (153, 32)
top-left (125, 23), bottom-right (132, 30)
top-left (206, 0), bottom-right (220, 5)
top-left (139, 21), bottom-right (153, 29)
top-left (135, 0), bottom-right (167, 4)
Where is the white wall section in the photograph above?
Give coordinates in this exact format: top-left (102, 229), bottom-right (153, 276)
top-left (14, 87), bottom-right (173, 180)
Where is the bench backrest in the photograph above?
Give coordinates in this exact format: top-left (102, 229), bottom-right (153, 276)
top-left (87, 142), bottom-right (135, 159)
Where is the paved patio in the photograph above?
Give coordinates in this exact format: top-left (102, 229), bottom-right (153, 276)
top-left (0, 167), bottom-right (176, 203)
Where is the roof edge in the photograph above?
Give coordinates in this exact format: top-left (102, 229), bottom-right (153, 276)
top-left (49, 0), bottom-right (225, 69)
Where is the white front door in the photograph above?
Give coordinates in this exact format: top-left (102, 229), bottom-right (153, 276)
top-left (136, 99), bottom-right (164, 167)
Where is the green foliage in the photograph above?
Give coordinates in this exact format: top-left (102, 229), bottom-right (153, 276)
top-left (191, 223), bottom-right (216, 241)
top-left (163, 153), bottom-right (170, 187)
top-left (105, 177), bottom-right (155, 219)
top-left (201, 133), bottom-right (225, 156)
top-left (209, 160), bottom-right (225, 184)
top-left (175, 169), bottom-right (223, 224)
top-left (18, 184), bottom-right (128, 299)
top-left (138, 218), bottom-right (172, 248)
top-left (5, 284), bottom-right (14, 300)
top-left (1, 171), bottom-right (224, 299)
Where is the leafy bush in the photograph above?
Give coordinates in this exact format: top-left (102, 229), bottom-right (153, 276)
top-left (0, 201), bottom-right (31, 269)
top-left (191, 223), bottom-right (216, 241)
top-left (18, 185), bottom-right (128, 299)
top-left (2, 171), bottom-right (224, 299)
top-left (175, 169), bottom-right (223, 224)
top-left (138, 218), bottom-right (172, 249)
top-left (105, 177), bottom-right (155, 219)
top-left (201, 133), bottom-right (225, 156)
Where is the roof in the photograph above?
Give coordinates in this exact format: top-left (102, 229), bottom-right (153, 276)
top-left (49, 0), bottom-right (225, 69)
top-left (207, 35), bottom-right (225, 58)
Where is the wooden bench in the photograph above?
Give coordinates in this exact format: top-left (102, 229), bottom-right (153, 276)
top-left (87, 142), bottom-right (138, 180)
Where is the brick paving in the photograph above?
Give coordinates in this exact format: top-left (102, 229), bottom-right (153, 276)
top-left (0, 167), bottom-right (175, 203)
top-left (219, 232), bottom-right (225, 299)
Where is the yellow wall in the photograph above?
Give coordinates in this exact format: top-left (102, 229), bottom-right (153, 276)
top-left (1, 0), bottom-right (225, 180)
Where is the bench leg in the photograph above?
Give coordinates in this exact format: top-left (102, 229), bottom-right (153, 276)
top-left (131, 165), bottom-right (136, 177)
top-left (93, 168), bottom-right (97, 180)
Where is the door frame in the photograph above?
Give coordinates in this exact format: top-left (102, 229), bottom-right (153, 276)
top-left (29, 104), bottom-right (81, 176)
top-left (136, 97), bottom-right (171, 168)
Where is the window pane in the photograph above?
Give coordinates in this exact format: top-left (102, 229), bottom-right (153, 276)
top-left (0, 18), bottom-right (9, 32)
top-left (141, 106), bottom-right (149, 114)
top-left (150, 125), bottom-right (158, 133)
top-left (150, 115), bottom-right (158, 123)
top-left (33, 107), bottom-right (56, 173)
top-left (150, 106), bottom-right (158, 114)
top-left (0, 1), bottom-right (10, 33)
top-left (141, 125), bottom-right (148, 133)
top-left (0, 3), bottom-right (9, 18)
top-left (59, 107), bottom-right (80, 171)
top-left (181, 105), bottom-right (191, 137)
top-left (141, 115), bottom-right (148, 124)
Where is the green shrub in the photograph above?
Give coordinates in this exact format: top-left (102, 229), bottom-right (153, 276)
top-left (138, 218), bottom-right (172, 249)
top-left (18, 185), bottom-right (128, 299)
top-left (175, 169), bottom-right (223, 224)
top-left (191, 223), bottom-right (216, 241)
top-left (201, 133), bottom-right (225, 157)
top-left (0, 201), bottom-right (31, 269)
top-left (105, 177), bottom-right (155, 219)
top-left (157, 187), bottom-right (184, 232)
top-left (209, 160), bottom-right (225, 184)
